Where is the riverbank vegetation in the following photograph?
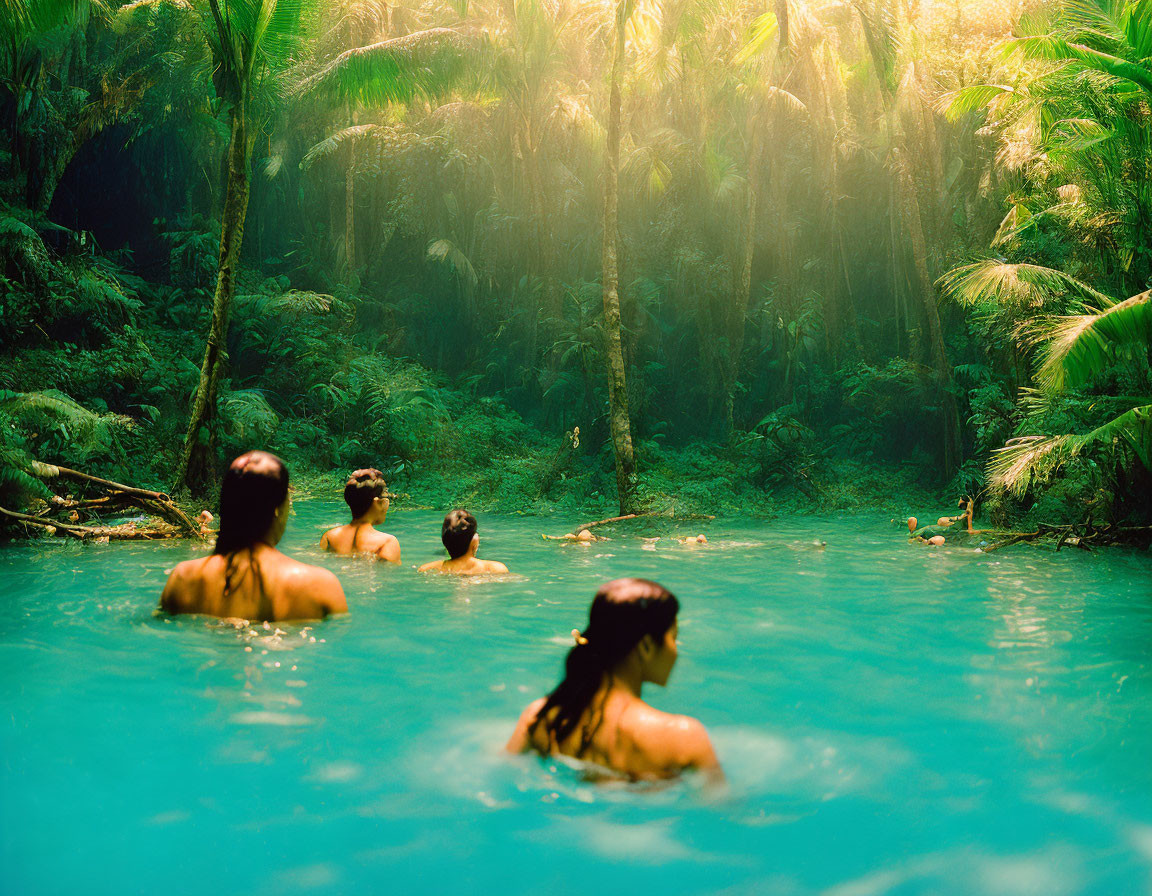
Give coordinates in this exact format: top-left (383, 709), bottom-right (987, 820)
top-left (1, 0), bottom-right (1149, 533)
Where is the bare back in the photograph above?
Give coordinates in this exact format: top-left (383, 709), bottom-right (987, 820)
top-left (507, 691), bottom-right (718, 780)
top-left (321, 523), bottom-right (400, 563)
top-left (161, 543), bottom-right (347, 622)
top-left (417, 556), bottom-right (508, 575)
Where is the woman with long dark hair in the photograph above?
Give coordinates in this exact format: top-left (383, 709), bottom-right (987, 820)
top-left (161, 451), bottom-right (347, 621)
top-left (506, 578), bottom-right (719, 779)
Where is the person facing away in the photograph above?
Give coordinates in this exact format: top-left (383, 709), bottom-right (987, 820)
top-left (418, 510), bottom-right (509, 575)
top-left (506, 578), bottom-right (720, 781)
top-left (161, 451), bottom-right (347, 622)
top-left (320, 468), bottom-right (400, 563)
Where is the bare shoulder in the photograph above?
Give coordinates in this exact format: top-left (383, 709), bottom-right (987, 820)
top-left (375, 532), bottom-right (401, 563)
top-left (418, 559), bottom-right (444, 573)
top-left (320, 526), bottom-right (341, 547)
top-left (625, 704), bottom-right (718, 771)
top-left (160, 556), bottom-right (210, 612)
top-left (281, 557), bottom-right (347, 614)
top-left (506, 697), bottom-right (547, 753)
top-left (484, 560), bottom-right (510, 574)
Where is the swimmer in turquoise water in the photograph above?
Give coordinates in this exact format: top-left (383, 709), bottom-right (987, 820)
top-left (909, 498), bottom-right (977, 545)
top-left (321, 468), bottom-right (400, 563)
top-left (506, 578), bottom-right (720, 781)
top-left (160, 451), bottom-right (347, 621)
top-left (418, 510), bottom-right (509, 575)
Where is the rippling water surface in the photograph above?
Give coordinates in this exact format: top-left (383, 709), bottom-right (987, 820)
top-left (2, 505), bottom-right (1152, 895)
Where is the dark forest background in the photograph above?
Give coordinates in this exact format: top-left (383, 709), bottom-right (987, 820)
top-left (2, 0), bottom-right (1150, 526)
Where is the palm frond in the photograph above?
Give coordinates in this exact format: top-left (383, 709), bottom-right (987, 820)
top-left (301, 124), bottom-right (378, 168)
top-left (938, 260), bottom-right (1112, 310)
top-left (733, 10), bottom-right (778, 67)
top-left (111, 0), bottom-right (192, 33)
top-left (426, 238), bottom-right (479, 285)
top-left (940, 83), bottom-right (1017, 121)
top-left (1004, 34), bottom-right (1152, 95)
top-left (990, 405), bottom-right (1152, 495)
top-left (1034, 290), bottom-right (1152, 393)
top-left (297, 28), bottom-right (480, 106)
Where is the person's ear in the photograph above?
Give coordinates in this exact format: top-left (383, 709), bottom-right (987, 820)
top-left (637, 635), bottom-right (655, 660)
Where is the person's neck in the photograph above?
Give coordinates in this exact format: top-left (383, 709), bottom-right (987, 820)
top-left (351, 513), bottom-right (379, 528)
top-left (448, 550), bottom-right (477, 565)
top-left (607, 657), bottom-right (645, 699)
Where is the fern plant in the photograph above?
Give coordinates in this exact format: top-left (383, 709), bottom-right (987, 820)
top-left (0, 390), bottom-right (135, 510)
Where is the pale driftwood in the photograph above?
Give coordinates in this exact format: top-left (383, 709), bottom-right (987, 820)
top-left (575, 512), bottom-right (653, 530)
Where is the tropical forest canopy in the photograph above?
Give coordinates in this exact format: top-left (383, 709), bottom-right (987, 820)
top-left (1, 0), bottom-right (1150, 524)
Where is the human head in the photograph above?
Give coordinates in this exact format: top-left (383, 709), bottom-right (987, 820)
top-left (907, 516), bottom-right (918, 534)
top-left (576, 529), bottom-right (593, 542)
top-left (532, 578), bottom-right (680, 754)
top-left (442, 509), bottom-right (478, 559)
top-left (344, 468), bottom-right (390, 521)
top-left (214, 451), bottom-right (290, 555)
top-left (696, 534), bottom-right (707, 544)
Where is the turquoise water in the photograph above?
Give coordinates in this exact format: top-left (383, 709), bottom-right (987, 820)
top-left (2, 505), bottom-right (1152, 896)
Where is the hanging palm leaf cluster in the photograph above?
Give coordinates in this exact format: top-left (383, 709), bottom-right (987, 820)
top-left (942, 0), bottom-right (1152, 500)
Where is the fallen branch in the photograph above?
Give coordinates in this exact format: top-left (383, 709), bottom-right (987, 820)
top-left (981, 531), bottom-right (1040, 553)
top-left (0, 506), bottom-right (183, 540)
top-left (30, 462), bottom-right (199, 535)
top-left (575, 512), bottom-right (654, 530)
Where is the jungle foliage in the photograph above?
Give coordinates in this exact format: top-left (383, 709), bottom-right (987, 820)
top-left (1, 0), bottom-right (1149, 528)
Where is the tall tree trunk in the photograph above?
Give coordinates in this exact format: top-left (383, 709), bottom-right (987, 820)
top-left (344, 107), bottom-right (357, 279)
top-left (174, 105), bottom-right (252, 496)
top-left (602, 2), bottom-right (637, 515)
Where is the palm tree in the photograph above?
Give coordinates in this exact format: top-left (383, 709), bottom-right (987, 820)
top-left (940, 0), bottom-right (1152, 499)
top-left (993, 289), bottom-right (1152, 495)
top-left (170, 0), bottom-right (316, 496)
top-left (174, 6), bottom-right (476, 495)
top-left (946, 0), bottom-right (1152, 296)
top-left (942, 260), bottom-right (1151, 494)
top-left (1, 0), bottom-right (84, 186)
top-left (602, 0), bottom-right (639, 514)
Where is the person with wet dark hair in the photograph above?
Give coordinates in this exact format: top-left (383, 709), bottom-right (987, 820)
top-left (506, 578), bottom-right (719, 780)
top-left (321, 468), bottom-right (401, 563)
top-left (417, 509), bottom-right (508, 575)
top-left (160, 451), bottom-right (347, 621)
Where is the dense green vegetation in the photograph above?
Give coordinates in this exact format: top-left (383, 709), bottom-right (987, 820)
top-left (1, 0), bottom-right (1149, 530)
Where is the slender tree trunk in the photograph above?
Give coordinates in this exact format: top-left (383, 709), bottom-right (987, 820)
top-left (174, 105), bottom-right (252, 496)
top-left (602, 3), bottom-right (637, 515)
top-left (344, 107), bottom-right (357, 279)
